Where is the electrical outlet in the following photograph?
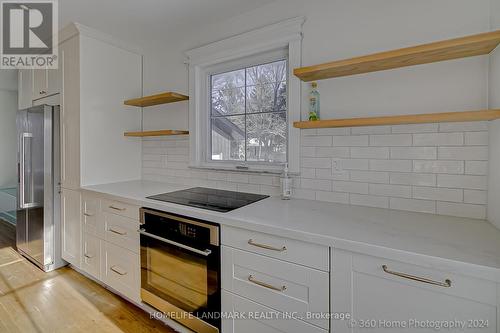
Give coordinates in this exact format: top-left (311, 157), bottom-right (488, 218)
top-left (332, 159), bottom-right (346, 176)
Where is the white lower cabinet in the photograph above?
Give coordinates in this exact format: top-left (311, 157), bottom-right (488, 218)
top-left (222, 291), bottom-right (327, 333)
top-left (332, 250), bottom-right (498, 333)
top-left (103, 212), bottom-right (140, 254)
top-left (101, 240), bottom-right (140, 303)
top-left (81, 232), bottom-right (101, 279)
top-left (61, 188), bottom-right (81, 268)
top-left (222, 245), bottom-right (329, 330)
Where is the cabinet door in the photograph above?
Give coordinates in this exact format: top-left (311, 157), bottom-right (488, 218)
top-left (333, 251), bottom-right (497, 333)
top-left (82, 232), bottom-right (100, 279)
top-left (61, 188), bottom-right (81, 268)
top-left (101, 241), bottom-right (140, 303)
top-left (222, 291), bottom-right (327, 333)
top-left (59, 37), bottom-right (80, 189)
top-left (32, 68), bottom-right (48, 100)
top-left (18, 69), bottom-right (33, 110)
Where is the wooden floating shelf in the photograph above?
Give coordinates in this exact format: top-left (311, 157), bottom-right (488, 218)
top-left (124, 130), bottom-right (189, 137)
top-left (294, 109), bottom-right (500, 129)
top-left (124, 92), bottom-right (189, 107)
top-left (294, 30), bottom-right (500, 81)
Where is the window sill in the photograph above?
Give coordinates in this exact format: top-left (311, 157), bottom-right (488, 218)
top-left (188, 165), bottom-right (296, 176)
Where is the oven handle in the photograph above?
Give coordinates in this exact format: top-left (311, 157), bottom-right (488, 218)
top-left (138, 228), bottom-right (212, 257)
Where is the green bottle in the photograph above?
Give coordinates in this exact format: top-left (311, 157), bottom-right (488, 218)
top-left (308, 82), bottom-right (320, 121)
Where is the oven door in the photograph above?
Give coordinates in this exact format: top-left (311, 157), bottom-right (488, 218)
top-left (140, 229), bottom-right (220, 333)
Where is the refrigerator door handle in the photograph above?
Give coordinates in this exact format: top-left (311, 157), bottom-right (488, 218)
top-left (20, 132), bottom-right (34, 209)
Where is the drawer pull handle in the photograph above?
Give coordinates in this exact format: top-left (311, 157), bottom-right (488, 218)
top-left (109, 205), bottom-right (126, 211)
top-left (248, 275), bottom-right (286, 292)
top-left (382, 265), bottom-right (451, 288)
top-left (108, 228), bottom-right (127, 236)
top-left (84, 253), bottom-right (94, 259)
top-left (83, 213), bottom-right (93, 217)
top-left (110, 265), bottom-right (127, 276)
top-left (248, 239), bottom-right (286, 252)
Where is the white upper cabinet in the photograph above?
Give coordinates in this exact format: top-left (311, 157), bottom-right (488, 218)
top-left (57, 23), bottom-right (142, 190)
top-left (32, 68), bottom-right (48, 100)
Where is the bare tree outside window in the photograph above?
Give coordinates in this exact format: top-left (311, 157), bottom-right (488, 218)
top-left (210, 59), bottom-right (287, 164)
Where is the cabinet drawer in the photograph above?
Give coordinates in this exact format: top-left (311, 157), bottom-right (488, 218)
top-left (222, 226), bottom-right (329, 271)
top-left (222, 246), bottom-right (329, 330)
top-left (222, 291), bottom-right (327, 333)
top-left (101, 242), bottom-right (140, 303)
top-left (102, 198), bottom-right (139, 220)
top-left (103, 212), bottom-right (139, 253)
top-left (352, 253), bottom-right (498, 307)
top-left (82, 232), bottom-right (101, 280)
top-left (82, 194), bottom-right (100, 237)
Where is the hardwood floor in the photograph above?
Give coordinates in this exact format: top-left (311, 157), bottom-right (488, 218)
top-left (0, 220), bottom-right (176, 333)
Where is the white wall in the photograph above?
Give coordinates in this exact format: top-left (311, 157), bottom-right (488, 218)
top-left (136, 0), bottom-right (495, 219)
top-left (0, 88), bottom-right (18, 188)
top-left (139, 0), bottom-right (490, 131)
top-left (488, 0), bottom-right (500, 228)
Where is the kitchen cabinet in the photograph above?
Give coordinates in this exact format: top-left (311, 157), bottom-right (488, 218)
top-left (82, 232), bottom-right (101, 279)
top-left (332, 250), bottom-right (498, 333)
top-left (222, 291), bottom-right (327, 333)
top-left (18, 69), bottom-right (32, 110)
top-left (57, 23), bottom-right (142, 190)
top-left (61, 188), bottom-right (81, 268)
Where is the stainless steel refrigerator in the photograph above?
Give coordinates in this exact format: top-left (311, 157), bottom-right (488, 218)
top-left (16, 105), bottom-right (65, 272)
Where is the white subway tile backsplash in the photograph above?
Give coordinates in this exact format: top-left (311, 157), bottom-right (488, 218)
top-left (316, 191), bottom-right (349, 204)
top-left (302, 136), bottom-right (332, 147)
top-left (465, 132), bottom-right (489, 146)
top-left (413, 132), bottom-right (463, 146)
top-left (390, 173), bottom-right (436, 186)
top-left (143, 121), bottom-right (489, 220)
top-left (390, 147), bottom-right (437, 160)
top-left (227, 173), bottom-right (249, 183)
top-left (370, 159), bottom-right (412, 172)
top-left (464, 190), bottom-right (488, 205)
top-left (370, 134), bottom-right (412, 146)
top-left (315, 147), bottom-right (350, 158)
top-left (333, 181), bottom-right (369, 194)
top-left (301, 157), bottom-right (332, 169)
top-left (351, 126), bottom-right (391, 134)
top-left (412, 186), bottom-right (463, 202)
top-left (301, 178), bottom-right (332, 191)
top-left (350, 170), bottom-right (390, 184)
top-left (390, 198), bottom-right (436, 214)
top-left (465, 161), bottom-right (488, 175)
top-left (436, 202), bottom-right (486, 219)
top-left (317, 127), bottom-right (351, 135)
top-left (369, 184), bottom-right (411, 198)
top-left (413, 160), bottom-right (464, 174)
top-left (341, 159), bottom-right (369, 170)
top-left (439, 121), bottom-right (489, 132)
top-left (350, 194), bottom-right (389, 208)
top-left (332, 135), bottom-right (369, 146)
top-left (351, 147), bottom-right (390, 159)
top-left (391, 123), bottom-right (439, 133)
top-left (438, 146), bottom-right (489, 160)
top-left (437, 174), bottom-right (487, 190)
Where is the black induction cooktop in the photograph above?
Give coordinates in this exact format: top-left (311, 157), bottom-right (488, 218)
top-left (147, 187), bottom-right (269, 212)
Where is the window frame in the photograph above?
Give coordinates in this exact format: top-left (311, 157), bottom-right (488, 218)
top-left (186, 17), bottom-right (304, 174)
top-left (206, 49), bottom-right (289, 169)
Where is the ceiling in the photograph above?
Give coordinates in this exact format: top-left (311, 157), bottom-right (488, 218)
top-left (59, 0), bottom-right (278, 45)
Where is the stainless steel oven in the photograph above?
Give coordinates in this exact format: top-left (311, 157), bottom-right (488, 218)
top-left (139, 208), bottom-right (220, 333)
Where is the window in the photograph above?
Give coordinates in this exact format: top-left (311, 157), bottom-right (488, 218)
top-left (187, 17), bottom-right (304, 173)
top-left (210, 58), bottom-right (288, 165)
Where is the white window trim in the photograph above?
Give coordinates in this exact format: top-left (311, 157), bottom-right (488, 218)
top-left (186, 17), bottom-right (304, 174)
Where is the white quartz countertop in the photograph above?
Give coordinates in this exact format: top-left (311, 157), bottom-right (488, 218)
top-left (82, 180), bottom-right (500, 281)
